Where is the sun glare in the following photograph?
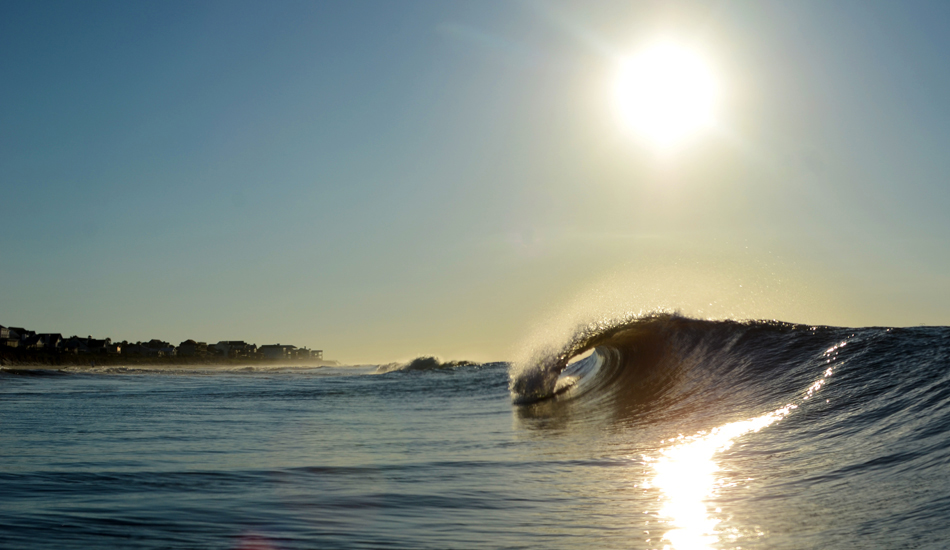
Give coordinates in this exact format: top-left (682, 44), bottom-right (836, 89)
top-left (615, 41), bottom-right (718, 151)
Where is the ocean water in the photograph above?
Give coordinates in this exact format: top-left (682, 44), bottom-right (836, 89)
top-left (2, 314), bottom-right (950, 549)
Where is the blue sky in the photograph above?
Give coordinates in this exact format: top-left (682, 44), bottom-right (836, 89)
top-left (3, 1), bottom-right (950, 363)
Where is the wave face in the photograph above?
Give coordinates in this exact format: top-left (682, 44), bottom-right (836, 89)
top-left (510, 313), bottom-right (833, 406)
top-left (508, 314), bottom-right (950, 547)
top-left (510, 313), bottom-right (950, 432)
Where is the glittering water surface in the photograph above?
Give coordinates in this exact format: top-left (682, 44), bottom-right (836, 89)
top-left (2, 321), bottom-right (950, 549)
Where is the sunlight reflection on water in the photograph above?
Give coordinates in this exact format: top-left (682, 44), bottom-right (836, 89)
top-left (650, 363), bottom-right (836, 549)
top-left (650, 404), bottom-right (796, 549)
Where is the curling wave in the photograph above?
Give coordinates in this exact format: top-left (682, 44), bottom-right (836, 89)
top-left (509, 313), bottom-right (850, 413)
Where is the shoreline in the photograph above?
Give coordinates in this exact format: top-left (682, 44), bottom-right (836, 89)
top-left (0, 350), bottom-right (338, 369)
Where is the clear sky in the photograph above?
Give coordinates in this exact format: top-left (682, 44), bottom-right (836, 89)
top-left (3, 1), bottom-right (950, 363)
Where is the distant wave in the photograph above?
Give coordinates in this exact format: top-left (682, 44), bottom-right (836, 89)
top-left (376, 356), bottom-right (478, 374)
top-left (0, 367), bottom-right (70, 377)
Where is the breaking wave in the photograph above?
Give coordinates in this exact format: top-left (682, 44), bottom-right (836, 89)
top-left (376, 356), bottom-right (478, 374)
top-left (509, 312), bottom-right (852, 411)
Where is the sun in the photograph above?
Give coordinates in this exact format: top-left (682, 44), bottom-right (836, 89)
top-left (615, 40), bottom-right (718, 151)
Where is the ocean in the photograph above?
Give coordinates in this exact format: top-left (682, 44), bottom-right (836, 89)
top-left (2, 314), bottom-right (949, 549)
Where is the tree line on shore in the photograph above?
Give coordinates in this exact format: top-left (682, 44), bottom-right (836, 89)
top-left (1, 324), bottom-right (326, 366)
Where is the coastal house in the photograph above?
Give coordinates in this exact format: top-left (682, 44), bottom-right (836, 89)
top-left (257, 345), bottom-right (324, 361)
top-left (38, 334), bottom-right (63, 350)
top-left (62, 336), bottom-right (88, 354)
top-left (123, 343), bottom-right (148, 356)
top-left (21, 335), bottom-right (45, 350)
top-left (177, 340), bottom-right (208, 357)
top-left (134, 340), bottom-right (175, 357)
top-left (8, 327), bottom-right (36, 341)
top-left (215, 341), bottom-right (257, 358)
top-left (87, 338), bottom-right (112, 354)
top-left (259, 344), bottom-right (296, 360)
top-left (214, 341), bottom-right (229, 356)
top-left (0, 325), bottom-right (17, 348)
top-left (301, 348), bottom-right (323, 361)
top-left (60, 336), bottom-right (111, 354)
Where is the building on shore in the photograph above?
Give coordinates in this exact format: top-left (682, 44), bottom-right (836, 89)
top-left (295, 348), bottom-right (323, 360)
top-left (177, 340), bottom-right (208, 357)
top-left (38, 334), bottom-right (64, 350)
top-left (215, 341), bottom-right (257, 359)
top-left (259, 344), bottom-right (296, 360)
top-left (1, 325), bottom-right (21, 348)
top-left (3, 322), bottom-right (327, 363)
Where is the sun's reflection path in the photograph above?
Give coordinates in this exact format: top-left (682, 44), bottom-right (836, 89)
top-left (648, 404), bottom-right (796, 549)
top-left (647, 359), bottom-right (838, 549)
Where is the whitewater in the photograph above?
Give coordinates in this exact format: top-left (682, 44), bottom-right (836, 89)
top-left (3, 313), bottom-right (950, 549)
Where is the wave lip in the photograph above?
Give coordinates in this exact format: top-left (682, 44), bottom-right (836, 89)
top-left (509, 312), bottom-right (681, 404)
